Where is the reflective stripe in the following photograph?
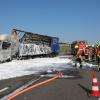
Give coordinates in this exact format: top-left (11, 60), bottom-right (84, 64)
top-left (92, 86), bottom-right (99, 91)
top-left (79, 49), bottom-right (83, 50)
top-left (93, 78), bottom-right (97, 82)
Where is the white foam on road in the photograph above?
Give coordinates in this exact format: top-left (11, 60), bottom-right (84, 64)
top-left (0, 56), bottom-right (71, 80)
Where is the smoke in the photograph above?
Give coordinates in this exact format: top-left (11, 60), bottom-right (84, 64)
top-left (0, 34), bottom-right (8, 40)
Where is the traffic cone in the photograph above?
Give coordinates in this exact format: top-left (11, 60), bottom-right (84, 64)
top-left (90, 71), bottom-right (100, 97)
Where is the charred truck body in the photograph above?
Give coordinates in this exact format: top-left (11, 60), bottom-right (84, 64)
top-left (0, 29), bottom-right (59, 62)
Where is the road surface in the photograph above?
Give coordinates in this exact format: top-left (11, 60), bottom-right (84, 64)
top-left (2, 68), bottom-right (100, 100)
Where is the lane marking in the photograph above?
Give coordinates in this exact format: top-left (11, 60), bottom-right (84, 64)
top-left (98, 98), bottom-right (100, 100)
top-left (0, 87), bottom-right (9, 93)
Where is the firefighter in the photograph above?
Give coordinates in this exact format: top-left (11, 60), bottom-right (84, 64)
top-left (95, 43), bottom-right (100, 60)
top-left (75, 55), bottom-right (83, 68)
top-left (95, 46), bottom-right (99, 60)
top-left (75, 48), bottom-right (83, 68)
top-left (76, 43), bottom-right (84, 57)
top-left (89, 45), bottom-right (95, 61)
top-left (74, 44), bottom-right (79, 56)
top-left (97, 49), bottom-right (100, 70)
top-left (96, 46), bottom-right (100, 69)
top-left (84, 45), bottom-right (90, 61)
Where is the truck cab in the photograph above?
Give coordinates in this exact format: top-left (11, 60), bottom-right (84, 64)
top-left (0, 40), bottom-right (12, 62)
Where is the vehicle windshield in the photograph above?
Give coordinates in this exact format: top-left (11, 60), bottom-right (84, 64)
top-left (2, 41), bottom-right (11, 49)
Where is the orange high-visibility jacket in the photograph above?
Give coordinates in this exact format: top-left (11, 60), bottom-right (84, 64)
top-left (97, 50), bottom-right (100, 58)
top-left (95, 48), bottom-right (98, 54)
top-left (85, 47), bottom-right (90, 55)
top-left (76, 49), bottom-right (83, 56)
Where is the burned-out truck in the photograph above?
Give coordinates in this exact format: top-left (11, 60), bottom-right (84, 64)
top-left (0, 32), bottom-right (19, 62)
top-left (0, 29), bottom-right (59, 62)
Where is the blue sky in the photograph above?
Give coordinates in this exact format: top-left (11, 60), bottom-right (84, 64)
top-left (0, 0), bottom-right (100, 43)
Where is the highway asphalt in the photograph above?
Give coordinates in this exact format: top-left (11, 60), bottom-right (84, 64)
top-left (6, 68), bottom-right (100, 100)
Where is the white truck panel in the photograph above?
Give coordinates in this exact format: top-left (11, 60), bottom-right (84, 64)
top-left (19, 44), bottom-right (52, 56)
